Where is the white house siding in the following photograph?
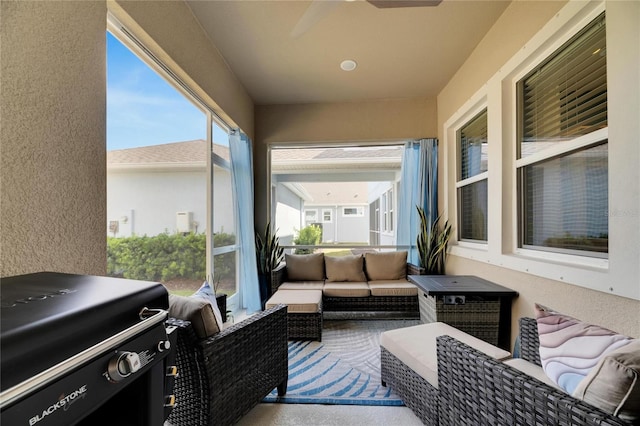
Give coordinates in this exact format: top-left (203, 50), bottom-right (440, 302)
top-left (368, 181), bottom-right (398, 246)
top-left (275, 184), bottom-right (303, 246)
top-left (107, 167), bottom-right (234, 237)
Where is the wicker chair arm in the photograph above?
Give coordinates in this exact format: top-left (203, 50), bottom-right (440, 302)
top-left (519, 317), bottom-right (542, 366)
top-left (436, 335), bottom-right (631, 426)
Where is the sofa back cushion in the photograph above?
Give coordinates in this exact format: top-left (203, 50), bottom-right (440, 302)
top-left (285, 253), bottom-right (325, 281)
top-left (325, 254), bottom-right (367, 282)
top-left (535, 303), bottom-right (633, 395)
top-left (364, 251), bottom-right (407, 280)
top-left (572, 339), bottom-right (640, 422)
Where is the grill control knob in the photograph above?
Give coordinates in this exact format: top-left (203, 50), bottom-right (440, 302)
top-left (107, 351), bottom-right (141, 382)
top-left (157, 340), bottom-right (171, 352)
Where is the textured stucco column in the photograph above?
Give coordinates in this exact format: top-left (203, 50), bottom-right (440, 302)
top-left (1, 1), bottom-right (108, 276)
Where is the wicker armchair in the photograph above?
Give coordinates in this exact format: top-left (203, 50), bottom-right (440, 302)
top-left (165, 304), bottom-right (288, 426)
top-left (436, 317), bottom-right (632, 426)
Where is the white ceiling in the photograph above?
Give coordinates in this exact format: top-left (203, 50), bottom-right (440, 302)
top-left (186, 0), bottom-right (510, 106)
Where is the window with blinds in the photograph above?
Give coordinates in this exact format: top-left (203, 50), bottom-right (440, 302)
top-left (517, 12), bottom-right (608, 257)
top-left (457, 109), bottom-right (488, 242)
top-left (518, 12), bottom-right (606, 158)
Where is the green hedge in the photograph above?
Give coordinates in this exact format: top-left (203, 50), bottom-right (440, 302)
top-left (107, 232), bottom-right (235, 282)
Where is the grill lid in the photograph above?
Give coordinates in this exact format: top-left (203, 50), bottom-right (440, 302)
top-left (0, 272), bottom-right (168, 392)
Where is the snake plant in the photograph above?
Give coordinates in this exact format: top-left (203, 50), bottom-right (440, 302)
top-left (255, 222), bottom-right (284, 275)
top-left (416, 206), bottom-right (452, 275)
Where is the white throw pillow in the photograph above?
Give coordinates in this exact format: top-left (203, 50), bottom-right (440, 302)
top-left (192, 280), bottom-right (224, 330)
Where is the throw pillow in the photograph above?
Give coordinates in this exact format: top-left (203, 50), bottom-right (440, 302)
top-left (168, 294), bottom-right (220, 338)
top-left (285, 253), bottom-right (325, 281)
top-left (192, 280), bottom-right (224, 331)
top-left (535, 303), bottom-right (633, 395)
top-left (325, 254), bottom-right (367, 282)
top-left (364, 251), bottom-right (407, 280)
top-left (573, 339), bottom-right (640, 422)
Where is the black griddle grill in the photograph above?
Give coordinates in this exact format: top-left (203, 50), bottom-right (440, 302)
top-left (1, 272), bottom-right (175, 426)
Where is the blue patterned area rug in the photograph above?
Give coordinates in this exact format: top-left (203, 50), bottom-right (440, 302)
top-left (263, 319), bottom-right (419, 406)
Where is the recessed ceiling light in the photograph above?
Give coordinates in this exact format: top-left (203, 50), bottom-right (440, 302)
top-left (340, 59), bottom-right (357, 71)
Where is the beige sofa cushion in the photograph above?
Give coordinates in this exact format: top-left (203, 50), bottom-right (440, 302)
top-left (168, 294), bottom-right (221, 338)
top-left (365, 251), bottom-right (407, 280)
top-left (368, 279), bottom-right (418, 296)
top-left (265, 289), bottom-right (323, 313)
top-left (380, 322), bottom-right (511, 388)
top-left (504, 358), bottom-right (562, 390)
top-left (572, 339), bottom-right (640, 422)
top-left (286, 253), bottom-right (325, 281)
top-left (325, 254), bottom-right (366, 282)
top-left (323, 282), bottom-right (370, 297)
top-left (279, 281), bottom-right (325, 291)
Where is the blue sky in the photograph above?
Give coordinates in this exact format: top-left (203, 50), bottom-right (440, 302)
top-left (107, 32), bottom-right (208, 151)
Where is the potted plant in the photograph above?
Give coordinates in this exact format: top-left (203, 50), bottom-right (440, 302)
top-left (416, 206), bottom-right (452, 275)
top-left (255, 222), bottom-right (284, 308)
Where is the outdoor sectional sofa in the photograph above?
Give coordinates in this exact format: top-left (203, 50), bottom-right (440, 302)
top-left (268, 251), bottom-right (422, 340)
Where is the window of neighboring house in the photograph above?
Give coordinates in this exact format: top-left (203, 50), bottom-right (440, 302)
top-left (343, 207), bottom-right (364, 217)
top-left (106, 26), bottom-right (239, 301)
top-left (322, 209), bottom-right (333, 223)
top-left (387, 188), bottom-right (394, 232)
top-left (381, 192), bottom-right (388, 232)
top-left (517, 12), bottom-right (607, 257)
top-left (305, 209), bottom-right (318, 223)
top-left (457, 109), bottom-right (488, 242)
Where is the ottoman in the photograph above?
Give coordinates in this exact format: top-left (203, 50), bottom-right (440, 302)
top-left (380, 322), bottom-right (511, 424)
top-left (266, 290), bottom-right (323, 341)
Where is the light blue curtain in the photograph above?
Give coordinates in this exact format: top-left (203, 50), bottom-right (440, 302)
top-left (229, 130), bottom-right (261, 313)
top-left (397, 139), bottom-right (438, 265)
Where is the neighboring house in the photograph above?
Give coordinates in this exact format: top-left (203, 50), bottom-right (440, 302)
top-left (299, 181), bottom-right (370, 244)
top-left (271, 146), bottom-right (403, 247)
top-left (107, 140), bottom-right (234, 237)
top-left (108, 141), bottom-right (402, 247)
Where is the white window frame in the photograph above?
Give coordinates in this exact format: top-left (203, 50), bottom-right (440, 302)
top-left (446, 97), bottom-right (489, 252)
top-left (305, 209), bottom-right (318, 223)
top-left (444, 1), bottom-right (640, 300)
top-left (387, 188), bottom-right (394, 233)
top-left (381, 192), bottom-right (388, 232)
top-left (456, 108), bottom-right (488, 244)
top-left (343, 207), bottom-right (364, 217)
top-left (322, 209), bottom-right (333, 223)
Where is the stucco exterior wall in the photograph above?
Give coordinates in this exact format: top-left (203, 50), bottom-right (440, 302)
top-left (1, 1), bottom-right (107, 277)
top-left (437, 0), bottom-right (640, 340)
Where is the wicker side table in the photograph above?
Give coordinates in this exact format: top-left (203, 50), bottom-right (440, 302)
top-left (409, 275), bottom-right (518, 351)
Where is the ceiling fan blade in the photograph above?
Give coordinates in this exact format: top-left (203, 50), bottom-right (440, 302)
top-left (367, 0), bottom-right (442, 8)
top-left (291, 0), bottom-right (342, 38)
